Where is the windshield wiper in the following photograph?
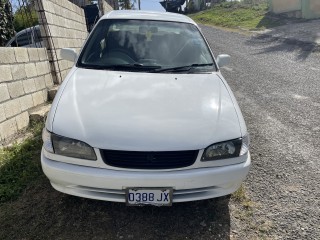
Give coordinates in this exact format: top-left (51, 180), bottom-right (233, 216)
top-left (150, 63), bottom-right (214, 73)
top-left (82, 63), bottom-right (162, 71)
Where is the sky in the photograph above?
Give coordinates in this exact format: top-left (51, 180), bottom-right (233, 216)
top-left (140, 0), bottom-right (166, 12)
top-left (9, 0), bottom-right (167, 13)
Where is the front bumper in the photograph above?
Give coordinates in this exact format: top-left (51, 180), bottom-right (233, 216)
top-left (41, 150), bottom-right (251, 203)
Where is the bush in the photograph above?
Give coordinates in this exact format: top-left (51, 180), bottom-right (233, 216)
top-left (0, 0), bottom-right (15, 46)
top-left (13, 6), bottom-right (38, 32)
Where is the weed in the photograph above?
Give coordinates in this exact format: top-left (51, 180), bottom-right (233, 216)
top-left (189, 2), bottom-right (285, 30)
top-left (232, 184), bottom-right (254, 224)
top-left (232, 185), bottom-right (254, 208)
top-left (0, 121), bottom-right (44, 204)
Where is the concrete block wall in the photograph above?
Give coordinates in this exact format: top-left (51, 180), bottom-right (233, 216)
top-left (102, 0), bottom-right (114, 13)
top-left (98, 0), bottom-right (114, 17)
top-left (105, 0), bottom-right (118, 10)
top-left (302, 0), bottom-right (320, 19)
top-left (269, 0), bottom-right (302, 14)
top-left (69, 0), bottom-right (91, 6)
top-left (0, 47), bottom-right (54, 143)
top-left (35, 0), bottom-right (89, 83)
top-left (270, 0), bottom-right (320, 19)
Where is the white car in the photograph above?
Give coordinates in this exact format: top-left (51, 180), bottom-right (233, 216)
top-left (42, 11), bottom-right (250, 206)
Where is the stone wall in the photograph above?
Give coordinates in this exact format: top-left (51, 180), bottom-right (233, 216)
top-left (303, 0), bottom-right (320, 19)
top-left (0, 47), bottom-right (53, 142)
top-left (104, 0), bottom-right (118, 11)
top-left (270, 0), bottom-right (320, 19)
top-left (269, 0), bottom-right (302, 14)
top-left (101, 0), bottom-right (114, 15)
top-left (35, 0), bottom-right (89, 83)
top-left (69, 0), bottom-right (91, 6)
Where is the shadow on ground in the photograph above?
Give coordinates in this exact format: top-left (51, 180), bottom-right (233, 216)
top-left (246, 33), bottom-right (318, 61)
top-left (247, 16), bottom-right (319, 61)
top-left (255, 15), bottom-right (287, 30)
top-left (0, 178), bottom-right (231, 240)
top-left (0, 123), bottom-right (43, 205)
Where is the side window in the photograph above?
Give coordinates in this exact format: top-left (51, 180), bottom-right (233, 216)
top-left (16, 32), bottom-right (32, 46)
top-left (34, 29), bottom-right (41, 43)
top-left (9, 38), bottom-right (18, 47)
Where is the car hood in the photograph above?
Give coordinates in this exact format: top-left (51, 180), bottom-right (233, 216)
top-left (51, 68), bottom-right (241, 151)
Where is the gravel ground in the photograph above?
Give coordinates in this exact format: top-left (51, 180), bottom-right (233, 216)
top-left (1, 25), bottom-right (319, 240)
top-left (201, 25), bottom-right (320, 239)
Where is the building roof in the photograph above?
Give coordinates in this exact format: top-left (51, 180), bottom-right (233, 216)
top-left (101, 10), bottom-right (197, 25)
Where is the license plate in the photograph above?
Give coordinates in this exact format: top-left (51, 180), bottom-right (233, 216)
top-left (126, 188), bottom-right (173, 206)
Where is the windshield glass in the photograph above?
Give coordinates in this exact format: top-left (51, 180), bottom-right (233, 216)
top-left (77, 19), bottom-right (216, 73)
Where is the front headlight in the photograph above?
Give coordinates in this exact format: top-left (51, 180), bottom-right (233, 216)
top-left (42, 128), bottom-right (96, 160)
top-left (201, 135), bottom-right (249, 161)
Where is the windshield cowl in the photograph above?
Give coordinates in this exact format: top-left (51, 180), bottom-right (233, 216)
top-left (80, 63), bottom-right (215, 74)
top-left (150, 63), bottom-right (215, 73)
top-left (81, 63), bottom-right (161, 72)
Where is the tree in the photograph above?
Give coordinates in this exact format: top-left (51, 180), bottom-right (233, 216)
top-left (118, 0), bottom-right (135, 10)
top-left (0, 0), bottom-right (15, 46)
top-left (13, 4), bottom-right (38, 32)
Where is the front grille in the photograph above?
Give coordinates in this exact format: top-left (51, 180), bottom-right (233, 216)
top-left (100, 149), bottom-right (199, 169)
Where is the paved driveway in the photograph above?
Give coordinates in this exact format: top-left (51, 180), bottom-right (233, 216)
top-left (201, 24), bottom-right (320, 239)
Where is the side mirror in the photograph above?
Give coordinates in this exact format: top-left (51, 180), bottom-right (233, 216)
top-left (61, 48), bottom-right (77, 62)
top-left (216, 54), bottom-right (231, 68)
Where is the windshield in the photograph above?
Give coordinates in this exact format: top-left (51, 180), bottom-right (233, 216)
top-left (77, 19), bottom-right (216, 73)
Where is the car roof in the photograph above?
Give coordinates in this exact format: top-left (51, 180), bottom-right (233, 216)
top-left (16, 25), bottom-right (40, 35)
top-left (5, 25), bottom-right (40, 46)
top-left (100, 10), bottom-right (197, 25)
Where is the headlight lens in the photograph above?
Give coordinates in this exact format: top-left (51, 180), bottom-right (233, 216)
top-left (201, 138), bottom-right (245, 161)
top-left (42, 128), bottom-right (96, 160)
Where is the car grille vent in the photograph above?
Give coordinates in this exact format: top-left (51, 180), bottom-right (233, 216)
top-left (100, 149), bottom-right (198, 169)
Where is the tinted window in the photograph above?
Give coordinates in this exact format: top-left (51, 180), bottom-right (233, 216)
top-left (34, 28), bottom-right (41, 43)
top-left (16, 32), bottom-right (32, 46)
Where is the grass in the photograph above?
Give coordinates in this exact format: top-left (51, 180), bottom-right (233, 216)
top-left (231, 185), bottom-right (273, 237)
top-left (0, 121), bottom-right (44, 205)
top-left (232, 184), bottom-right (254, 221)
top-left (232, 184), bottom-right (254, 209)
top-left (189, 2), bottom-right (286, 30)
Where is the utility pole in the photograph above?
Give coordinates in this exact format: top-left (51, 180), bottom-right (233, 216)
top-left (138, 0), bottom-right (141, 10)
